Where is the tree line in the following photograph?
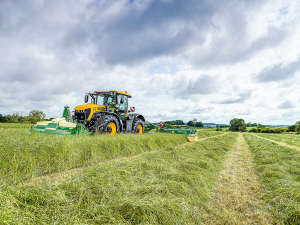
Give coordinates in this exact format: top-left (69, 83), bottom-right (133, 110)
top-left (229, 118), bottom-right (300, 134)
top-left (0, 110), bottom-right (46, 124)
top-left (162, 120), bottom-right (204, 128)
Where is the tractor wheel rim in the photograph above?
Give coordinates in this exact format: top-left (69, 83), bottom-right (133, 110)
top-left (136, 124), bottom-right (143, 135)
top-left (106, 122), bottom-right (116, 136)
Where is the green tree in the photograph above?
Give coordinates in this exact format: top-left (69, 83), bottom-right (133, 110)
top-left (195, 121), bottom-right (204, 128)
top-left (175, 120), bottom-right (184, 125)
top-left (6, 113), bottom-right (21, 123)
top-left (27, 116), bottom-right (39, 124)
top-left (296, 121), bottom-right (300, 134)
top-left (19, 117), bottom-right (31, 124)
top-left (249, 127), bottom-right (258, 133)
top-left (29, 110), bottom-right (46, 121)
top-left (229, 118), bottom-right (246, 132)
top-left (163, 123), bottom-right (173, 128)
top-left (187, 121), bottom-right (194, 127)
top-left (288, 125), bottom-right (297, 132)
top-left (257, 124), bottom-right (265, 128)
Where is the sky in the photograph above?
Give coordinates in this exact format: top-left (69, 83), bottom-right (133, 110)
top-left (0, 0), bottom-right (300, 125)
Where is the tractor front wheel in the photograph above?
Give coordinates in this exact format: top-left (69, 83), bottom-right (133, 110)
top-left (95, 115), bottom-right (119, 136)
top-left (132, 119), bottom-right (144, 135)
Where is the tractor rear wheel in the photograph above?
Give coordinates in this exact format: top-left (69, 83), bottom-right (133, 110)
top-left (95, 115), bottom-right (119, 136)
top-left (132, 119), bottom-right (144, 135)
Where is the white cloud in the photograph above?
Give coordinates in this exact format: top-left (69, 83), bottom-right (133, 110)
top-left (0, 0), bottom-right (300, 125)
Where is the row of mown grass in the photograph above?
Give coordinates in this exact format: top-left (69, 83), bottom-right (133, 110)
top-left (197, 130), bottom-right (223, 138)
top-left (0, 133), bottom-right (237, 224)
top-left (0, 127), bottom-right (221, 185)
top-left (255, 133), bottom-right (300, 147)
top-left (0, 128), bottom-right (189, 185)
top-left (244, 133), bottom-right (300, 224)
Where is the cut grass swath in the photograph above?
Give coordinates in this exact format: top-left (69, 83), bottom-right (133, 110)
top-left (255, 133), bottom-right (300, 148)
top-left (244, 133), bottom-right (300, 224)
top-left (0, 129), bottom-right (187, 185)
top-left (1, 133), bottom-right (238, 224)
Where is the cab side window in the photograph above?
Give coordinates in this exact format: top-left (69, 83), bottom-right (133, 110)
top-left (118, 95), bottom-right (127, 111)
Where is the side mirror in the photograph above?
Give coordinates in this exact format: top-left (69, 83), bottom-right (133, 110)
top-left (84, 94), bottom-right (89, 103)
top-left (120, 95), bottom-right (125, 104)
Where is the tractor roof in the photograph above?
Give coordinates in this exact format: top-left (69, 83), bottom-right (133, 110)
top-left (95, 90), bottom-right (131, 97)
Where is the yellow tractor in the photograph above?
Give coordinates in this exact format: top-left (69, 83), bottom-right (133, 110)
top-left (74, 90), bottom-right (145, 136)
top-left (30, 90), bottom-right (145, 136)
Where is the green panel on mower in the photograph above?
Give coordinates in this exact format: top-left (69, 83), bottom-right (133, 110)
top-left (156, 128), bottom-right (197, 135)
top-left (30, 106), bottom-right (90, 136)
top-left (30, 121), bottom-right (90, 136)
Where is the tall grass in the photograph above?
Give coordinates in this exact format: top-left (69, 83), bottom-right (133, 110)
top-left (0, 123), bottom-right (33, 129)
top-left (197, 130), bottom-right (222, 138)
top-left (244, 133), bottom-right (300, 224)
top-left (256, 133), bottom-right (300, 146)
top-left (0, 133), bottom-right (238, 224)
top-left (0, 128), bottom-right (187, 185)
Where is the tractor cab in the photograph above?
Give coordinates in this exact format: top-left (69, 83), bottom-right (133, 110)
top-left (94, 91), bottom-right (130, 113)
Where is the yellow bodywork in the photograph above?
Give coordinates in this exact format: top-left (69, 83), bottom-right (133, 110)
top-left (74, 104), bottom-right (106, 121)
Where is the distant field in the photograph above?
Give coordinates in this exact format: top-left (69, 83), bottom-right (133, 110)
top-left (1, 123), bottom-right (300, 224)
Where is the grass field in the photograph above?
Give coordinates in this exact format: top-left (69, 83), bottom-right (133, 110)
top-left (244, 133), bottom-right (300, 224)
top-left (255, 132), bottom-right (300, 146)
top-left (0, 127), bottom-right (188, 185)
top-left (1, 123), bottom-right (300, 224)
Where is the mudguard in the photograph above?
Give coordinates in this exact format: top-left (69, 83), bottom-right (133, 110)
top-left (129, 113), bottom-right (145, 122)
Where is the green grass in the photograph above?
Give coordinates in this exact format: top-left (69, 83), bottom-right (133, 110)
top-left (244, 133), bottom-right (300, 224)
top-left (0, 123), bottom-right (33, 129)
top-left (197, 130), bottom-right (223, 138)
top-left (255, 133), bottom-right (300, 146)
top-left (0, 128), bottom-right (187, 185)
top-left (0, 133), bottom-right (238, 224)
top-left (196, 127), bottom-right (229, 131)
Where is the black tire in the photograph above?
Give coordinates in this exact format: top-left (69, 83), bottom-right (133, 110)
top-left (87, 120), bottom-right (96, 132)
top-left (132, 118), bottom-right (144, 135)
top-left (94, 115), bottom-right (119, 136)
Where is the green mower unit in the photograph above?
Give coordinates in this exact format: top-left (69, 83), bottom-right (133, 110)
top-left (156, 127), bottom-right (198, 142)
top-left (30, 106), bottom-right (90, 136)
top-left (156, 128), bottom-right (197, 135)
top-left (144, 122), bottom-right (198, 142)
